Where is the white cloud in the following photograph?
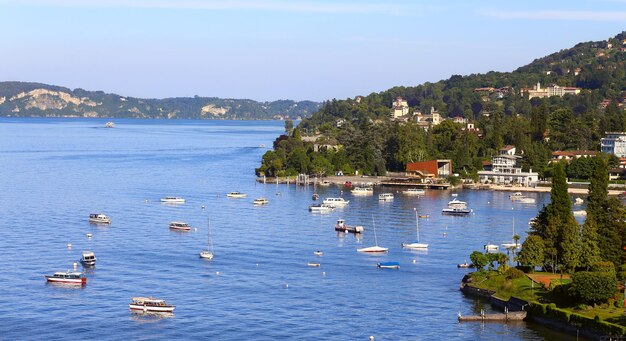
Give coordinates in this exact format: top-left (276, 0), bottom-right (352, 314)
top-left (478, 9), bottom-right (626, 21)
top-left (0, 0), bottom-right (411, 15)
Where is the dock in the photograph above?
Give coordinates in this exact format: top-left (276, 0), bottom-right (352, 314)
top-left (458, 310), bottom-right (526, 322)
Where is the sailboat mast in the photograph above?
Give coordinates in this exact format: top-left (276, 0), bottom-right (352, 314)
top-left (208, 218), bottom-right (213, 252)
top-left (415, 208), bottom-right (419, 242)
top-left (372, 215), bottom-right (379, 246)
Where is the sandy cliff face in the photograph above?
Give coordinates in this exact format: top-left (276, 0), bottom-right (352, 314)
top-left (200, 104), bottom-right (229, 117)
top-left (11, 89), bottom-right (98, 111)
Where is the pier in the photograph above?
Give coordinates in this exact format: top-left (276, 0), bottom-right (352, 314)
top-left (458, 310), bottom-right (527, 322)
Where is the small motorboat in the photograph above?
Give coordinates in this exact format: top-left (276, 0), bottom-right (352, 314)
top-left (442, 199), bottom-right (472, 216)
top-left (377, 262), bottom-right (400, 269)
top-left (322, 197), bottom-right (349, 207)
top-left (314, 250), bottom-right (324, 256)
top-left (80, 251), bottom-right (97, 267)
top-left (307, 262), bottom-right (321, 267)
top-left (518, 197), bottom-right (536, 204)
top-left (573, 210), bottom-right (587, 217)
top-left (160, 197), bottom-right (185, 204)
top-left (129, 297), bottom-right (175, 313)
top-left (312, 193), bottom-right (319, 201)
top-left (335, 219), bottom-right (364, 234)
top-left (309, 204), bottom-right (334, 213)
top-left (457, 262), bottom-right (472, 268)
top-left (403, 188), bottom-right (425, 196)
top-left (89, 213), bottom-right (111, 224)
top-left (227, 192), bottom-right (247, 198)
top-left (105, 121), bottom-right (115, 128)
top-left (253, 198), bottom-right (269, 205)
top-left (45, 271), bottom-right (87, 285)
top-left (575, 197), bottom-right (584, 205)
top-left (351, 187), bottom-right (374, 195)
top-left (378, 193), bottom-right (394, 201)
top-left (169, 221), bottom-right (191, 231)
top-left (484, 244), bottom-right (499, 253)
top-left (419, 215), bottom-right (430, 219)
top-left (509, 192), bottom-right (524, 200)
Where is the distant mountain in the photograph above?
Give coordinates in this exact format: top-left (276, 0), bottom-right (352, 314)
top-left (0, 81), bottom-right (320, 120)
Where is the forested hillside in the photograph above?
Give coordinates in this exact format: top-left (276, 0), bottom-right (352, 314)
top-left (257, 32), bottom-right (626, 178)
top-left (0, 81), bottom-right (320, 120)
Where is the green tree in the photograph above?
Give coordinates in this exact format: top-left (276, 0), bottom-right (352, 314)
top-left (571, 271), bottom-right (617, 305)
top-left (579, 218), bottom-right (601, 271)
top-left (518, 235), bottom-right (545, 271)
top-left (284, 119), bottom-right (294, 133)
top-left (470, 251), bottom-right (488, 271)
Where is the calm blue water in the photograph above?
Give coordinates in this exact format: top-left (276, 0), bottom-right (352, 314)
top-left (0, 118), bottom-right (576, 340)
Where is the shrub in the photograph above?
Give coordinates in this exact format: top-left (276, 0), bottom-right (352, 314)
top-left (571, 271), bottom-right (617, 305)
top-left (592, 261), bottom-right (616, 274)
top-left (505, 267), bottom-right (525, 279)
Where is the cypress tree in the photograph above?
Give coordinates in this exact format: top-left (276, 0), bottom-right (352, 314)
top-left (586, 156), bottom-right (608, 219)
top-left (579, 217), bottom-right (600, 270)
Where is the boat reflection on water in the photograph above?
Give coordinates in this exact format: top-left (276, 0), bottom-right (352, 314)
top-left (130, 310), bottom-right (174, 322)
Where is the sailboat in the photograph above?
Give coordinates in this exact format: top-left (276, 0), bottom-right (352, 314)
top-left (357, 216), bottom-right (388, 253)
top-left (501, 217), bottom-right (520, 249)
top-left (402, 208), bottom-right (428, 249)
top-left (199, 218), bottom-right (214, 260)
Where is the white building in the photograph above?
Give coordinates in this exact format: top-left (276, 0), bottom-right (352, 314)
top-left (391, 97), bottom-right (409, 119)
top-left (477, 146), bottom-right (538, 186)
top-left (601, 132), bottom-right (626, 157)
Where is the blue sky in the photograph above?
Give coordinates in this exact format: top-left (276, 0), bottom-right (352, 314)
top-left (0, 0), bottom-right (624, 101)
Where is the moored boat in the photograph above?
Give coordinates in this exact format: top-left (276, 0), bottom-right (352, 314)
top-left (517, 197), bottom-right (536, 204)
top-left (129, 297), bottom-right (175, 313)
top-left (45, 271), bottom-right (87, 285)
top-left (378, 193), bottom-right (394, 201)
top-left (307, 262), bottom-right (321, 267)
top-left (314, 250), bottom-right (324, 256)
top-left (80, 251), bottom-right (97, 266)
top-left (105, 121), bottom-right (115, 128)
top-left (227, 192), bottom-right (247, 198)
top-left (357, 245), bottom-right (389, 253)
top-left (199, 218), bottom-right (214, 260)
top-left (402, 209), bottom-right (428, 249)
top-left (377, 262), bottom-right (400, 269)
top-left (309, 204), bottom-right (334, 212)
top-left (322, 197), bottom-right (349, 207)
top-left (457, 262), bottom-right (472, 268)
top-left (351, 187), bottom-right (373, 195)
top-left (442, 198), bottom-right (472, 216)
top-left (403, 188), bottom-right (425, 196)
top-left (89, 213), bottom-right (111, 224)
top-left (484, 244), bottom-right (499, 253)
top-left (169, 221), bottom-right (191, 231)
top-left (253, 198), bottom-right (269, 205)
top-left (160, 196), bottom-right (185, 204)
top-left (335, 219), bottom-right (364, 234)
top-left (509, 192), bottom-right (524, 200)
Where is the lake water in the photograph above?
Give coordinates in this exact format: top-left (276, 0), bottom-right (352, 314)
top-left (0, 118), bottom-right (579, 340)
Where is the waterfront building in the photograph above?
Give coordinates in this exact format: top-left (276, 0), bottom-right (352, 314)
top-left (406, 159), bottom-right (452, 179)
top-left (601, 132), bottom-right (626, 157)
top-left (477, 146), bottom-right (538, 186)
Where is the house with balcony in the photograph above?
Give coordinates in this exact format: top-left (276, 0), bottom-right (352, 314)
top-left (477, 146), bottom-right (538, 186)
top-left (405, 160), bottom-right (452, 179)
top-left (601, 132), bottom-right (626, 157)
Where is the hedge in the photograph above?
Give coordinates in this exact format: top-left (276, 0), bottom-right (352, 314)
top-left (528, 303), bottom-right (626, 336)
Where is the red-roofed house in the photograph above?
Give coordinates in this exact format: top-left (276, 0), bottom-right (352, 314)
top-left (406, 160), bottom-right (452, 179)
top-left (551, 150), bottom-right (598, 163)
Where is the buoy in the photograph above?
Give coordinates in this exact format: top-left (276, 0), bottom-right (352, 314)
top-left (66, 243), bottom-right (72, 249)
top-left (145, 199), bottom-right (148, 203)
top-left (201, 205), bottom-right (205, 209)
top-left (285, 283), bottom-right (289, 288)
top-left (86, 233), bottom-right (92, 238)
top-left (487, 201), bottom-right (490, 204)
top-left (443, 232), bottom-right (447, 236)
top-left (216, 271), bottom-right (220, 276)
top-left (194, 228), bottom-right (198, 232)
top-left (369, 336), bottom-right (374, 341)
top-left (73, 262), bottom-right (77, 269)
top-left (322, 272), bottom-right (326, 276)
top-left (412, 259), bottom-right (416, 264)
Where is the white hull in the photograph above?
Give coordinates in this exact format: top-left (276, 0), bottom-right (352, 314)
top-left (403, 190), bottom-right (425, 195)
top-left (89, 218), bottom-right (110, 224)
top-left (309, 207), bottom-right (333, 212)
top-left (501, 243), bottom-right (519, 249)
top-left (160, 199), bottom-right (185, 203)
top-left (45, 278), bottom-right (85, 284)
top-left (129, 304), bottom-right (175, 312)
top-left (322, 198), bottom-right (349, 207)
top-left (357, 246), bottom-right (388, 253)
top-left (402, 242), bottom-right (429, 249)
top-left (199, 251), bottom-right (214, 259)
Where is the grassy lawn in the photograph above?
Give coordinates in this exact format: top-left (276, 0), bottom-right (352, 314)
top-left (468, 271), bottom-right (545, 301)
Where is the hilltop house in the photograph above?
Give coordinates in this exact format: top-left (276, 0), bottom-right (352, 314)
top-left (391, 97), bottom-right (409, 119)
top-left (601, 132), bottom-right (626, 157)
top-left (477, 146), bottom-right (538, 186)
top-left (414, 107), bottom-right (441, 131)
top-left (551, 150), bottom-right (597, 163)
top-left (405, 160), bottom-right (452, 179)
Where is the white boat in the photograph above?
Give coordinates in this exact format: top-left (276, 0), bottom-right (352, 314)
top-left (307, 262), bottom-right (321, 267)
top-left (509, 192), bottom-right (524, 200)
top-left (377, 262), bottom-right (400, 269)
top-left (403, 188), bottom-right (425, 196)
top-left (442, 198), bottom-right (472, 215)
top-left (314, 250), bottom-right (324, 256)
top-left (502, 218), bottom-right (520, 249)
top-left (129, 297), bottom-right (175, 313)
top-left (45, 271), bottom-right (87, 285)
top-left (89, 213), bottom-right (111, 224)
top-left (573, 210), bottom-right (587, 217)
top-left (378, 193), bottom-right (394, 201)
top-left (518, 197), bottom-right (536, 204)
top-left (160, 197), bottom-right (185, 204)
top-left (322, 197), bottom-right (349, 207)
top-left (253, 198), bottom-right (269, 205)
top-left (575, 197), bottom-right (584, 205)
top-left (351, 187), bottom-right (373, 195)
top-left (402, 209), bottom-right (428, 249)
top-left (318, 180), bottom-right (332, 186)
top-left (357, 217), bottom-right (388, 253)
top-left (105, 121), bottom-right (115, 128)
top-left (227, 192), bottom-right (247, 198)
top-left (199, 219), bottom-right (214, 260)
top-left (80, 251), bottom-right (97, 266)
top-left (484, 244), bottom-right (499, 253)
top-left (451, 193), bottom-right (458, 197)
top-left (169, 221), bottom-right (191, 231)
top-left (308, 204), bottom-right (334, 212)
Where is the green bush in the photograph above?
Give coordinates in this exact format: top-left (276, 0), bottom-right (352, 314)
top-left (592, 261), bottom-right (616, 274)
top-left (571, 271), bottom-right (617, 305)
top-left (505, 267), bottom-right (525, 279)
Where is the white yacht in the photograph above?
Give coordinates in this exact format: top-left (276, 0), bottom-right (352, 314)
top-left (169, 221), bottom-right (191, 231)
top-left (89, 213), bottom-right (111, 224)
top-left (322, 197), bottom-right (349, 207)
top-left (160, 197), bottom-right (185, 204)
top-left (442, 198), bottom-right (471, 215)
top-left (227, 192), bottom-right (247, 198)
top-left (403, 188), bottom-right (425, 196)
top-left (351, 187), bottom-right (373, 195)
top-left (378, 193), bottom-right (394, 201)
top-left (309, 204), bottom-right (334, 212)
top-left (80, 251), bottom-right (97, 266)
top-left (45, 271), bottom-right (86, 285)
top-left (253, 198), bottom-right (269, 205)
top-left (129, 297), bottom-right (175, 313)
